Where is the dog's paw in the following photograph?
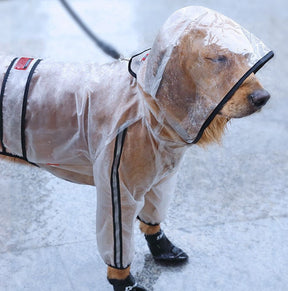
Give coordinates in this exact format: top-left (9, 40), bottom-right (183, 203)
top-left (145, 229), bottom-right (188, 263)
top-left (108, 273), bottom-right (147, 291)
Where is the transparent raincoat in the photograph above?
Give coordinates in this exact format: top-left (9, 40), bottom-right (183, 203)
top-left (0, 6), bottom-right (273, 269)
top-left (134, 6), bottom-right (274, 143)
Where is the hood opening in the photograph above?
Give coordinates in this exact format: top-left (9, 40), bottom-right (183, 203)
top-left (192, 50), bottom-right (274, 144)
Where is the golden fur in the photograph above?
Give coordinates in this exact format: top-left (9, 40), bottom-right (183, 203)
top-left (197, 115), bottom-right (229, 147)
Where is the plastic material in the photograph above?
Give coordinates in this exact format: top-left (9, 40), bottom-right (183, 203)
top-left (0, 6), bottom-right (273, 270)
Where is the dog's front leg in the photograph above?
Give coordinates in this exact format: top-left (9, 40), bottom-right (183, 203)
top-left (107, 265), bottom-right (130, 280)
top-left (93, 133), bottom-right (148, 290)
top-left (107, 265), bottom-right (131, 283)
top-left (138, 173), bottom-right (188, 263)
top-left (107, 266), bottom-right (145, 291)
top-left (139, 221), bottom-right (160, 235)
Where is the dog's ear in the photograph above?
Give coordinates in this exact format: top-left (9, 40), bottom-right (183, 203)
top-left (155, 44), bottom-right (197, 124)
top-left (155, 28), bottom-right (208, 108)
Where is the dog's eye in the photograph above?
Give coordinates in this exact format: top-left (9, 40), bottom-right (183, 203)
top-left (206, 56), bottom-right (227, 63)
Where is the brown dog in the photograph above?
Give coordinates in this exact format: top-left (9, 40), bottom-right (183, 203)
top-left (0, 6), bottom-right (273, 290)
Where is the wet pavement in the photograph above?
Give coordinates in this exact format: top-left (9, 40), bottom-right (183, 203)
top-left (0, 0), bottom-right (287, 290)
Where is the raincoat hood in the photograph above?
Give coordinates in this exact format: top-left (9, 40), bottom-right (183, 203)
top-left (135, 6), bottom-right (274, 143)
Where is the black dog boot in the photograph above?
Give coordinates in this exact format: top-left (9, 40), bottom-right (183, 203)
top-left (145, 229), bottom-right (188, 263)
top-left (108, 273), bottom-right (147, 291)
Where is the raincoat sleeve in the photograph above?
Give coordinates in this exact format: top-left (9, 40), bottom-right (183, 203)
top-left (93, 129), bottom-right (145, 269)
top-left (138, 170), bottom-right (178, 226)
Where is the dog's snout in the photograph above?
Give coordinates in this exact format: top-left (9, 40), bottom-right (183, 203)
top-left (249, 90), bottom-right (270, 107)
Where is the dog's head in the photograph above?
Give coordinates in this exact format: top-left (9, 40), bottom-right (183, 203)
top-left (138, 6), bottom-right (273, 144)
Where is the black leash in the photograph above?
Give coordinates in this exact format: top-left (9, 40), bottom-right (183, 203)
top-left (58, 0), bottom-right (152, 78)
top-left (58, 0), bottom-right (121, 60)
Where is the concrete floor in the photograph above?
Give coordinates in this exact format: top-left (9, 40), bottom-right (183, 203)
top-left (0, 0), bottom-right (287, 290)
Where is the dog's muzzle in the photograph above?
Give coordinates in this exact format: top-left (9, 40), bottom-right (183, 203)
top-left (249, 89), bottom-right (270, 108)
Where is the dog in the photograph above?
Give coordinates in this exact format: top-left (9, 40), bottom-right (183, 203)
top-left (0, 6), bottom-right (273, 291)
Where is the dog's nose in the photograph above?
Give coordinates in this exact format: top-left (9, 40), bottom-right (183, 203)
top-left (249, 89), bottom-right (270, 107)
